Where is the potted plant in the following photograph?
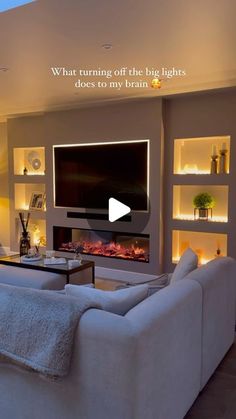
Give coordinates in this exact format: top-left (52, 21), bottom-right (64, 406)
top-left (193, 192), bottom-right (215, 220)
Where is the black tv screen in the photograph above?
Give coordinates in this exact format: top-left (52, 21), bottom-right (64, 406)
top-left (54, 140), bottom-right (148, 210)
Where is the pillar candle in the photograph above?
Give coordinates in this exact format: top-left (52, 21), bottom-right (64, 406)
top-left (211, 145), bottom-right (217, 155)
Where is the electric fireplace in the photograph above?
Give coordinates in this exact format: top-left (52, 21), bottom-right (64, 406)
top-left (53, 226), bottom-right (149, 263)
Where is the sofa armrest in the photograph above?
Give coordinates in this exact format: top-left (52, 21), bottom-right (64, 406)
top-left (73, 309), bottom-right (136, 419)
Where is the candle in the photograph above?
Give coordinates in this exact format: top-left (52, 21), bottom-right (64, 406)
top-left (211, 145), bottom-right (217, 156)
top-left (221, 142), bottom-right (227, 151)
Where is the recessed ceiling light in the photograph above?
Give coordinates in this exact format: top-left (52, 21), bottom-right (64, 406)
top-left (102, 44), bottom-right (113, 50)
top-left (0, 0), bottom-right (36, 13)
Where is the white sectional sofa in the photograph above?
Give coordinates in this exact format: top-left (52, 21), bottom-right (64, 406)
top-left (0, 257), bottom-right (235, 419)
top-left (0, 264), bottom-right (66, 290)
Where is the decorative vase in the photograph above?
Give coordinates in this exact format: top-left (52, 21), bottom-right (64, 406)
top-left (210, 155), bottom-right (218, 174)
top-left (194, 207), bottom-right (212, 221)
top-left (19, 231), bottom-right (31, 256)
top-left (199, 208), bottom-right (208, 219)
top-left (219, 149), bottom-right (228, 174)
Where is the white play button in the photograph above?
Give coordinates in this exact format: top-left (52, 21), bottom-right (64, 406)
top-left (108, 198), bottom-right (131, 222)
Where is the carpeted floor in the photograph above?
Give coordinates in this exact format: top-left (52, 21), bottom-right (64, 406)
top-left (185, 337), bottom-right (236, 418)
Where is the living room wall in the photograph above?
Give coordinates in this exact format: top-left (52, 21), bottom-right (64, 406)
top-left (7, 98), bottom-right (164, 274)
top-left (0, 122), bottom-right (10, 252)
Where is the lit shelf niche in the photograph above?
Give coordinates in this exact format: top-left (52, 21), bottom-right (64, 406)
top-left (16, 218), bottom-right (46, 247)
top-left (14, 183), bottom-right (45, 211)
top-left (172, 230), bottom-right (227, 265)
top-left (173, 185), bottom-right (228, 223)
top-left (174, 136), bottom-right (230, 175)
top-left (14, 147), bottom-right (45, 176)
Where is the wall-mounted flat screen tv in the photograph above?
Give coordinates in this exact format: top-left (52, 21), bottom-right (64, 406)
top-left (53, 140), bottom-right (149, 211)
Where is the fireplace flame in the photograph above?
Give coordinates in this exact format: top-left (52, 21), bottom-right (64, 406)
top-left (59, 239), bottom-right (149, 262)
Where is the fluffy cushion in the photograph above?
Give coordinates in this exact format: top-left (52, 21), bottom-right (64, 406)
top-left (65, 283), bottom-right (149, 315)
top-left (170, 248), bottom-right (198, 283)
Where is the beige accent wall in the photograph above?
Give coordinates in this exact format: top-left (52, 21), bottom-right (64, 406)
top-left (7, 99), bottom-right (164, 274)
top-left (0, 122), bottom-right (10, 251)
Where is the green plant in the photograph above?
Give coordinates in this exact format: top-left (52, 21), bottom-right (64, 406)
top-left (193, 192), bottom-right (216, 209)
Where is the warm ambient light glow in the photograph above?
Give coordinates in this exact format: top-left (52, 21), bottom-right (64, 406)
top-left (173, 257), bottom-right (213, 266)
top-left (174, 214), bottom-right (228, 223)
top-left (0, 0), bottom-right (35, 13)
top-left (178, 169), bottom-right (211, 175)
top-left (24, 171), bottom-right (45, 176)
top-left (32, 225), bottom-right (40, 246)
top-left (17, 203), bottom-right (29, 211)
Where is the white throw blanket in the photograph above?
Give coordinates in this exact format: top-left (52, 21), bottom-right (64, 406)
top-left (0, 284), bottom-right (100, 377)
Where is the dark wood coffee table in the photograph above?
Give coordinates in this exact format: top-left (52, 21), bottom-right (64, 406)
top-left (0, 255), bottom-right (95, 285)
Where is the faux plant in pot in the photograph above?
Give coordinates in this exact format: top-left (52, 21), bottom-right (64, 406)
top-left (193, 192), bottom-right (216, 220)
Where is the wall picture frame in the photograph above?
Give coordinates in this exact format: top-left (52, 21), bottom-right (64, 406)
top-left (29, 192), bottom-right (45, 211)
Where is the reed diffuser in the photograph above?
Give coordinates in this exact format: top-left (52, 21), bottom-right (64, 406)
top-left (19, 212), bottom-right (31, 256)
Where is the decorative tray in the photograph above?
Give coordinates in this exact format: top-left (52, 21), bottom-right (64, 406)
top-left (21, 254), bottom-right (42, 262)
top-left (43, 257), bottom-right (67, 265)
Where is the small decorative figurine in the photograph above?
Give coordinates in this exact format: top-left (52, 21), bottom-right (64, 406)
top-left (23, 167), bottom-right (28, 175)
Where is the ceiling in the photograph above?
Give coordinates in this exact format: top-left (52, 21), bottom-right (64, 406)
top-left (0, 0), bottom-right (236, 119)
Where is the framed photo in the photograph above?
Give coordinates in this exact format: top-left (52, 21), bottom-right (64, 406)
top-left (29, 192), bottom-right (45, 211)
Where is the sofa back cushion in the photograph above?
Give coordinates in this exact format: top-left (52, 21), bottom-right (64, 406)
top-left (65, 283), bottom-right (149, 315)
top-left (170, 248), bottom-right (198, 283)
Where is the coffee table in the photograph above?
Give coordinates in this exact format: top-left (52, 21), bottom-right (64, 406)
top-left (0, 255), bottom-right (95, 285)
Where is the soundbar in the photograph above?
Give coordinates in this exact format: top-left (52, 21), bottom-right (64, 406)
top-left (67, 212), bottom-right (132, 222)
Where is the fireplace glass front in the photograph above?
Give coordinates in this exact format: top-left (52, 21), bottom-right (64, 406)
top-left (53, 226), bottom-right (149, 263)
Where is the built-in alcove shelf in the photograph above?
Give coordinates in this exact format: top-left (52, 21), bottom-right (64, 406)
top-left (171, 220), bottom-right (228, 235)
top-left (172, 174), bottom-right (229, 185)
top-left (170, 135), bottom-right (231, 268)
top-left (14, 183), bottom-right (46, 212)
top-left (9, 146), bottom-right (47, 253)
top-left (14, 217), bottom-right (46, 250)
top-left (13, 175), bottom-right (46, 183)
top-left (173, 185), bottom-right (228, 223)
top-left (173, 136), bottom-right (230, 175)
top-left (172, 230), bottom-right (227, 265)
top-left (13, 147), bottom-right (45, 176)
top-left (13, 210), bottom-right (46, 221)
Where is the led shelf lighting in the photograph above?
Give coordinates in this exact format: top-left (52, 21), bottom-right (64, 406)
top-left (172, 230), bottom-right (227, 265)
top-left (174, 214), bottom-right (228, 223)
top-left (0, 0), bottom-right (36, 13)
top-left (173, 185), bottom-right (228, 223)
top-left (173, 136), bottom-right (230, 175)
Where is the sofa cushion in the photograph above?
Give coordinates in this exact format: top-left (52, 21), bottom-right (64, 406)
top-left (65, 283), bottom-right (149, 315)
top-left (170, 248), bottom-right (198, 283)
top-left (0, 264), bottom-right (66, 290)
top-left (114, 274), bottom-right (171, 296)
